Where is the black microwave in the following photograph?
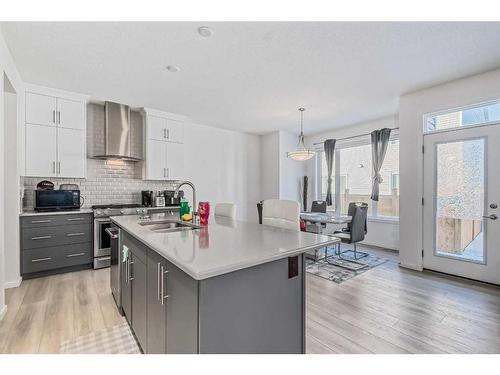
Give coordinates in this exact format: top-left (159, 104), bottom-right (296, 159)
top-left (34, 190), bottom-right (81, 211)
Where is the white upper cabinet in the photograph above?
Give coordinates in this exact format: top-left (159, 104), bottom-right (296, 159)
top-left (147, 116), bottom-right (168, 141)
top-left (25, 92), bottom-right (57, 127)
top-left (57, 128), bottom-right (86, 178)
top-left (165, 141), bottom-right (184, 180)
top-left (142, 108), bottom-right (186, 181)
top-left (24, 85), bottom-right (89, 178)
top-left (57, 98), bottom-right (85, 130)
top-left (25, 123), bottom-right (57, 177)
top-left (165, 118), bottom-right (184, 143)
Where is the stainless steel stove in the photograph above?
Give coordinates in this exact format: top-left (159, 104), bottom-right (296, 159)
top-left (92, 203), bottom-right (148, 269)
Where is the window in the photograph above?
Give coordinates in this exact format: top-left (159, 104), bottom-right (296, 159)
top-left (424, 100), bottom-right (500, 133)
top-left (319, 135), bottom-right (399, 218)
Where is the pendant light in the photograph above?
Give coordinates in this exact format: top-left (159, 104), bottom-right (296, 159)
top-left (287, 107), bottom-right (316, 161)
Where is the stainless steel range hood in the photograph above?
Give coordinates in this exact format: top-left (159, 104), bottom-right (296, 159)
top-left (92, 101), bottom-right (142, 161)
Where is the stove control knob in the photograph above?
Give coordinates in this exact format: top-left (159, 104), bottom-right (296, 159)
top-left (96, 210), bottom-right (102, 216)
top-left (120, 210), bottom-right (125, 214)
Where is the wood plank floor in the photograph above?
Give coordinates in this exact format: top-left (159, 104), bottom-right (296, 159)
top-left (1, 248), bottom-right (499, 354)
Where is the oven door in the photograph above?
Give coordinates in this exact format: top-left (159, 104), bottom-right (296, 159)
top-left (94, 218), bottom-right (112, 258)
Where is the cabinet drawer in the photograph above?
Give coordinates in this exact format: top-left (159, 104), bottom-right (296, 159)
top-left (21, 214), bottom-right (92, 228)
top-left (22, 223), bottom-right (92, 249)
top-left (22, 247), bottom-right (62, 274)
top-left (61, 243), bottom-right (93, 267)
top-left (22, 243), bottom-right (92, 274)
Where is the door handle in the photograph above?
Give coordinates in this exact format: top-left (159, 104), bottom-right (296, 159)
top-left (57, 162), bottom-right (61, 175)
top-left (163, 128), bottom-right (167, 138)
top-left (53, 161), bottom-right (56, 174)
top-left (57, 111), bottom-right (61, 124)
top-left (53, 110), bottom-right (56, 124)
top-left (128, 260), bottom-right (134, 281)
top-left (166, 129), bottom-right (170, 139)
top-left (483, 214), bottom-right (498, 220)
top-left (157, 262), bottom-right (161, 302)
top-left (161, 266), bottom-right (169, 305)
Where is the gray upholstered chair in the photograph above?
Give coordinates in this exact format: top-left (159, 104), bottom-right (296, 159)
top-left (333, 202), bottom-right (368, 260)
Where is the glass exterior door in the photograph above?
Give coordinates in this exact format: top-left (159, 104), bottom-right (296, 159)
top-left (423, 125), bottom-right (500, 284)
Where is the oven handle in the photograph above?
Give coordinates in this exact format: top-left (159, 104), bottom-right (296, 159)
top-left (105, 227), bottom-right (119, 239)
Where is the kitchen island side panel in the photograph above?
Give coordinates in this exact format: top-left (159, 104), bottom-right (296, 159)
top-left (165, 259), bottom-right (199, 354)
top-left (198, 254), bottom-right (305, 354)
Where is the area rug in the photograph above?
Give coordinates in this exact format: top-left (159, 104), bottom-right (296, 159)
top-left (60, 323), bottom-right (141, 354)
top-left (305, 246), bottom-right (388, 284)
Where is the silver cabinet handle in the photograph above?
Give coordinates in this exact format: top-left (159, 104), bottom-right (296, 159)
top-left (67, 252), bottom-right (85, 258)
top-left (166, 168), bottom-right (169, 178)
top-left (128, 260), bottom-right (134, 281)
top-left (31, 235), bottom-right (52, 240)
top-left (163, 168), bottom-right (166, 178)
top-left (163, 128), bottom-right (167, 138)
top-left (66, 232), bottom-right (85, 237)
top-left (157, 262), bottom-right (161, 302)
top-left (53, 110), bottom-right (56, 124)
top-left (161, 266), bottom-right (169, 305)
top-left (52, 161), bottom-right (56, 174)
top-left (67, 217), bottom-right (84, 221)
top-left (31, 219), bottom-right (52, 224)
top-left (483, 214), bottom-right (498, 220)
top-left (166, 128), bottom-right (170, 139)
top-left (57, 161), bottom-right (61, 175)
top-left (32, 257), bottom-right (51, 263)
top-left (125, 256), bottom-right (129, 284)
top-left (57, 111), bottom-right (61, 124)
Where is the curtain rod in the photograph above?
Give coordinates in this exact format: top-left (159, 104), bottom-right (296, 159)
top-left (312, 127), bottom-right (399, 145)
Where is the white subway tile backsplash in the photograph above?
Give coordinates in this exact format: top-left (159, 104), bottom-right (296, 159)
top-left (21, 158), bottom-right (177, 210)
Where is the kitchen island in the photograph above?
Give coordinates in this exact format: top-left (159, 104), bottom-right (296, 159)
top-left (111, 214), bottom-right (339, 354)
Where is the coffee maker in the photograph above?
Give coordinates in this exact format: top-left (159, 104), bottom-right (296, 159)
top-left (141, 191), bottom-right (154, 207)
top-left (163, 190), bottom-right (184, 206)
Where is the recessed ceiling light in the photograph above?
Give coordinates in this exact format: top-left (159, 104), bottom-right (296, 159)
top-left (197, 26), bottom-right (213, 38)
top-left (166, 65), bottom-right (180, 73)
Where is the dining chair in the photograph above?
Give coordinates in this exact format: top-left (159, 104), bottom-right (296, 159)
top-left (214, 203), bottom-right (237, 219)
top-left (333, 202), bottom-right (369, 260)
top-left (262, 199), bottom-right (300, 231)
top-left (306, 200), bottom-right (327, 233)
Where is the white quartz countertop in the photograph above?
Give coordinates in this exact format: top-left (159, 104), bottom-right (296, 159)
top-left (111, 214), bottom-right (340, 280)
top-left (20, 208), bottom-right (94, 217)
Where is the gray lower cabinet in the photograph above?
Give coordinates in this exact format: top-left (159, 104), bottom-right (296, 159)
top-left (20, 213), bottom-right (93, 277)
top-left (131, 253), bottom-right (147, 351)
top-left (146, 249), bottom-right (167, 354)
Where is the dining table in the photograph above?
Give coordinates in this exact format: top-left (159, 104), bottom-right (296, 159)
top-left (300, 212), bottom-right (352, 260)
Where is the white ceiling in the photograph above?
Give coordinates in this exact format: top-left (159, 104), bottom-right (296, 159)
top-left (3, 22), bottom-right (500, 135)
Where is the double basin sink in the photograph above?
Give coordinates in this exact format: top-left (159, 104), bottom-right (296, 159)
top-left (139, 218), bottom-right (202, 233)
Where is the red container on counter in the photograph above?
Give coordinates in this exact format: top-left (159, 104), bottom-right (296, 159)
top-left (198, 202), bottom-right (210, 225)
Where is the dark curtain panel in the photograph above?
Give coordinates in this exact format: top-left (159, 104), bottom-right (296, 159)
top-left (370, 128), bottom-right (392, 201)
top-left (323, 139), bottom-right (336, 206)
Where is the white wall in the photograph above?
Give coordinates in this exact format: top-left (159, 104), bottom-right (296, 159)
top-left (399, 68), bottom-right (500, 270)
top-left (182, 121), bottom-right (261, 223)
top-left (0, 27), bottom-right (23, 319)
top-left (259, 131), bottom-right (306, 208)
top-left (3, 91), bottom-right (20, 288)
top-left (260, 131), bottom-right (280, 200)
top-left (278, 131), bottom-right (305, 206)
top-left (304, 115), bottom-right (400, 250)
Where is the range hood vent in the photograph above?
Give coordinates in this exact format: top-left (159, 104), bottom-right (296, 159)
top-left (92, 101), bottom-right (143, 161)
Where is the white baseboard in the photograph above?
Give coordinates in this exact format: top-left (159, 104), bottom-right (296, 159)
top-left (4, 277), bottom-right (22, 289)
top-left (0, 305), bottom-right (7, 321)
top-left (399, 262), bottom-right (423, 271)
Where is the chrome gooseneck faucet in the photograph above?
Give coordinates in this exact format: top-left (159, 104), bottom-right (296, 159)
top-left (174, 181), bottom-right (197, 221)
